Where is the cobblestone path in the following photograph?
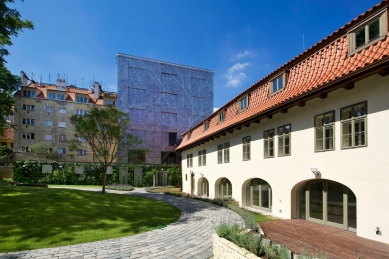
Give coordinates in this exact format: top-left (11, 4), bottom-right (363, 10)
top-left (1, 188), bottom-right (243, 259)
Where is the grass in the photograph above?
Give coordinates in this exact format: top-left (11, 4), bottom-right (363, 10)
top-left (0, 185), bottom-right (181, 252)
top-left (48, 184), bottom-right (102, 188)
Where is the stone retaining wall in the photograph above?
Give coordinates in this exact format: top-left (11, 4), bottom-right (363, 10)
top-left (150, 187), bottom-right (181, 193)
top-left (212, 234), bottom-right (260, 259)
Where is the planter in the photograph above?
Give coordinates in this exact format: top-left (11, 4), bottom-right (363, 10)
top-left (150, 187), bottom-right (181, 193)
top-left (223, 200), bottom-right (239, 206)
top-left (212, 234), bottom-right (260, 259)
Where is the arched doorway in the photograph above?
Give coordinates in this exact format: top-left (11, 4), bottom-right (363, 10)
top-left (219, 178), bottom-right (232, 200)
top-left (197, 177), bottom-right (209, 197)
top-left (297, 180), bottom-right (357, 231)
top-left (245, 179), bottom-right (272, 211)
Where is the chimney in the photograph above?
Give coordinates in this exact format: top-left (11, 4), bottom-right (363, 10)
top-left (20, 71), bottom-right (28, 86)
top-left (88, 85), bottom-right (93, 93)
top-left (56, 79), bottom-right (66, 91)
top-left (94, 81), bottom-right (100, 99)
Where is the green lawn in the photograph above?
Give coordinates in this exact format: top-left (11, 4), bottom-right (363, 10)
top-left (253, 211), bottom-right (277, 222)
top-left (0, 185), bottom-right (181, 252)
top-left (49, 184), bottom-right (102, 188)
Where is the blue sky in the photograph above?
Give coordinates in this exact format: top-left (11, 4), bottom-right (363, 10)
top-left (6, 0), bottom-right (379, 109)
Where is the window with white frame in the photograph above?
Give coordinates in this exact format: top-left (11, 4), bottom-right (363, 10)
top-left (348, 9), bottom-right (388, 54)
top-left (187, 153), bottom-right (193, 168)
top-left (264, 129), bottom-right (275, 158)
top-left (315, 111), bottom-right (335, 152)
top-left (77, 149), bottom-right (87, 155)
top-left (224, 142), bottom-right (230, 163)
top-left (58, 122), bottom-right (66, 128)
top-left (217, 144), bottom-right (223, 164)
top-left (46, 106), bottom-right (53, 113)
top-left (76, 109), bottom-right (87, 116)
top-left (22, 133), bottom-right (34, 139)
top-left (47, 93), bottom-right (56, 100)
top-left (76, 96), bottom-right (88, 103)
top-left (76, 136), bottom-right (86, 142)
top-left (104, 99), bottom-right (116, 106)
top-left (239, 96), bottom-right (248, 111)
top-left (58, 108), bottom-right (67, 114)
top-left (278, 124), bottom-right (291, 156)
top-left (44, 134), bottom-right (53, 141)
top-left (198, 149), bottom-right (206, 166)
top-left (22, 104), bottom-right (34, 111)
top-left (341, 102), bottom-right (367, 149)
top-left (58, 148), bottom-right (66, 154)
top-left (45, 120), bottom-right (53, 127)
top-left (48, 92), bottom-right (65, 100)
top-left (218, 110), bottom-right (225, 122)
top-left (58, 135), bottom-right (66, 142)
top-left (22, 118), bottom-right (34, 125)
top-left (203, 120), bottom-right (209, 131)
top-left (270, 72), bottom-right (289, 94)
top-left (243, 136), bottom-right (251, 161)
top-left (57, 93), bottom-right (65, 100)
top-left (23, 90), bottom-right (36, 98)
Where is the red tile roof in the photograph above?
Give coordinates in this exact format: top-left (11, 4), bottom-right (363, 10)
top-left (177, 1), bottom-right (389, 151)
top-left (14, 82), bottom-right (117, 105)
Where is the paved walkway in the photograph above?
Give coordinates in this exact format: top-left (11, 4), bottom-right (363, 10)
top-left (1, 188), bottom-right (243, 259)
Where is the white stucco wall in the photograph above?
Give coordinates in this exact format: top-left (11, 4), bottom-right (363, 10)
top-left (181, 74), bottom-right (389, 244)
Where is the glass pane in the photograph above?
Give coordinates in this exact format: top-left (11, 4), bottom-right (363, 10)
top-left (348, 190), bottom-right (357, 230)
top-left (341, 107), bottom-right (352, 120)
top-left (261, 181), bottom-right (270, 209)
top-left (369, 20), bottom-right (380, 41)
top-left (315, 115), bottom-right (324, 127)
top-left (272, 80), bottom-right (277, 93)
top-left (342, 121), bottom-right (352, 148)
top-left (228, 182), bottom-right (232, 197)
top-left (264, 131), bottom-right (268, 139)
top-left (325, 137), bottom-right (333, 150)
top-left (278, 136), bottom-right (284, 156)
top-left (278, 126), bottom-right (284, 135)
top-left (298, 185), bottom-right (306, 220)
top-left (354, 103), bottom-right (366, 117)
top-left (315, 128), bottom-right (323, 147)
top-left (269, 130), bottom-right (274, 138)
top-left (285, 125), bottom-right (291, 134)
top-left (324, 112), bottom-right (334, 124)
top-left (269, 139), bottom-right (273, 156)
top-left (309, 182), bottom-right (323, 220)
top-left (355, 27), bottom-right (366, 48)
top-left (278, 76), bottom-right (283, 90)
top-left (252, 180), bottom-right (260, 207)
top-left (284, 136), bottom-right (290, 155)
top-left (264, 141), bottom-right (269, 158)
top-left (327, 182), bottom-right (344, 225)
top-left (354, 119), bottom-right (366, 146)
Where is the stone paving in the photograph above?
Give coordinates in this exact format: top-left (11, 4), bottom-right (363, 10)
top-left (0, 188), bottom-right (243, 259)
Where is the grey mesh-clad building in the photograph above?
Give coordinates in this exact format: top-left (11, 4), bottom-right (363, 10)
top-left (116, 54), bottom-right (214, 165)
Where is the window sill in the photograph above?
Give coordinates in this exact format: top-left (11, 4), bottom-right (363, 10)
top-left (278, 154), bottom-right (291, 157)
top-left (269, 88), bottom-right (285, 97)
top-left (264, 156), bottom-right (274, 159)
top-left (348, 35), bottom-right (386, 57)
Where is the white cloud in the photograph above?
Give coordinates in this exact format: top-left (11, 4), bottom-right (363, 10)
top-left (227, 62), bottom-right (249, 74)
top-left (236, 50), bottom-right (250, 59)
top-left (225, 72), bottom-right (247, 87)
top-left (225, 62), bottom-right (249, 87)
top-left (213, 108), bottom-right (219, 112)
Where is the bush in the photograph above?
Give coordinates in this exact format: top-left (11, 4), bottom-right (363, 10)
top-left (106, 184), bottom-right (134, 191)
top-left (215, 223), bottom-right (263, 256)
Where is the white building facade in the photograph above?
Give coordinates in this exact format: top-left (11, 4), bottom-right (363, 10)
top-left (177, 2), bottom-right (389, 244)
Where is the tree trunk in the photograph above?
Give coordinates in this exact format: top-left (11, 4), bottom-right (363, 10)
top-left (102, 165), bottom-right (107, 194)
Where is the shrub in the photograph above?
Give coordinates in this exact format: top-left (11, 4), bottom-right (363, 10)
top-left (106, 184), bottom-right (134, 191)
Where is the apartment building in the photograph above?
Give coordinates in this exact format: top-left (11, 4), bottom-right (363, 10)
top-left (13, 72), bottom-right (117, 162)
top-left (117, 54), bottom-right (214, 165)
top-left (0, 114), bottom-right (14, 149)
top-left (177, 1), bottom-right (389, 244)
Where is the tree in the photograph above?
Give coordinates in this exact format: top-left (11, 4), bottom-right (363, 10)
top-left (29, 142), bottom-right (59, 160)
top-left (68, 105), bottom-right (144, 194)
top-left (0, 0), bottom-right (34, 134)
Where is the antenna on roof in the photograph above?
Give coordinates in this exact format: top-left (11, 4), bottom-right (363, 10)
top-left (57, 73), bottom-right (60, 79)
top-left (31, 72), bottom-right (35, 81)
top-left (49, 73), bottom-right (51, 84)
top-left (39, 74), bottom-right (42, 86)
top-left (303, 34), bottom-right (305, 51)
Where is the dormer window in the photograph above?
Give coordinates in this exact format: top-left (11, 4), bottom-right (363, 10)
top-left (104, 99), bottom-right (117, 106)
top-left (48, 92), bottom-right (65, 100)
top-left (203, 120), bottom-right (209, 131)
top-left (23, 90), bottom-right (36, 98)
top-left (218, 110), bottom-right (225, 123)
top-left (270, 72), bottom-right (288, 95)
top-left (239, 96), bottom-right (248, 111)
top-left (76, 95), bottom-right (88, 103)
top-left (187, 132), bottom-right (191, 140)
top-left (348, 9), bottom-right (388, 54)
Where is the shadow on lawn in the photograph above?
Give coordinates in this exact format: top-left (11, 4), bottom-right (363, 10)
top-left (0, 186), bottom-right (182, 252)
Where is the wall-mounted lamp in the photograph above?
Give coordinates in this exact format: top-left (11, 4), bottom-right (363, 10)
top-left (311, 167), bottom-right (318, 174)
top-left (376, 227), bottom-right (381, 235)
